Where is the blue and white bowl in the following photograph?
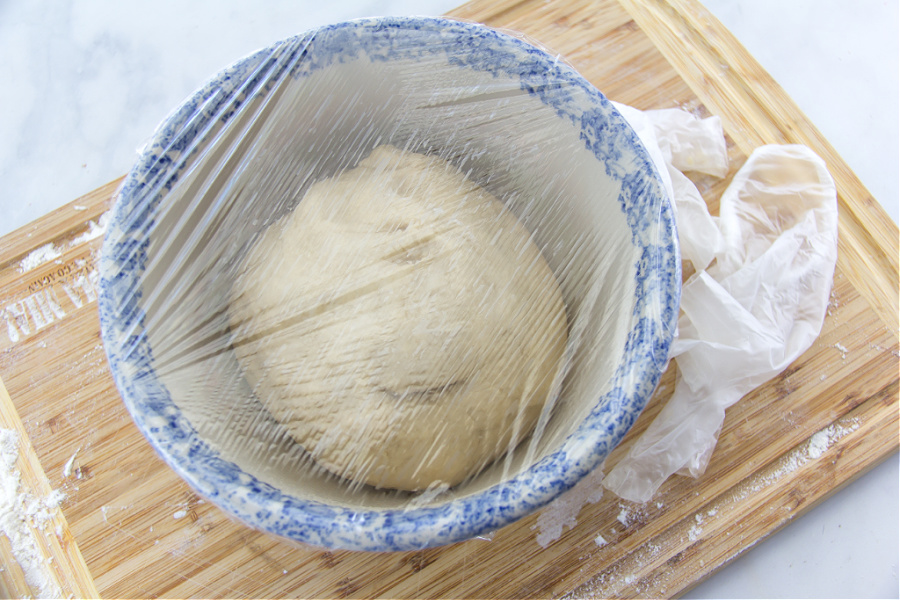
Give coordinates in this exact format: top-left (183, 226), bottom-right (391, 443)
top-left (98, 16), bottom-right (679, 551)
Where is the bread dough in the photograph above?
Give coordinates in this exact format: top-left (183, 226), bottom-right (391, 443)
top-left (228, 145), bottom-right (567, 491)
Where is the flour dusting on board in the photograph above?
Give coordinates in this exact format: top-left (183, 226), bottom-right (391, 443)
top-left (533, 467), bottom-right (605, 548)
top-left (70, 212), bottom-right (110, 247)
top-left (732, 419), bottom-right (862, 504)
top-left (807, 430), bottom-right (831, 459)
top-left (15, 212), bottom-right (109, 274)
top-left (17, 243), bottom-right (62, 274)
top-left (2, 213), bottom-right (108, 346)
top-left (0, 428), bottom-right (65, 598)
top-left (688, 513), bottom-right (704, 542)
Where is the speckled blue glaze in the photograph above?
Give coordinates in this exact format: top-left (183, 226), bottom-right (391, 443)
top-left (98, 16), bottom-right (680, 552)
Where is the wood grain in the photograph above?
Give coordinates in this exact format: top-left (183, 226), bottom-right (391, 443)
top-left (0, 376), bottom-right (99, 599)
top-left (0, 530), bottom-right (35, 599)
top-left (616, 0), bottom-right (899, 335)
top-left (0, 0), bottom-right (896, 597)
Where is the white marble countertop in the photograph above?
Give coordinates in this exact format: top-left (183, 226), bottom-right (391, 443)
top-left (1, 0), bottom-right (897, 597)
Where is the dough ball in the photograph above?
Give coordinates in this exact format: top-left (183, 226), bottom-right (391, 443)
top-left (228, 145), bottom-right (567, 491)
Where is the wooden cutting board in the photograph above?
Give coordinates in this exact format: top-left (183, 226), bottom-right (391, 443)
top-left (1, 0), bottom-right (897, 597)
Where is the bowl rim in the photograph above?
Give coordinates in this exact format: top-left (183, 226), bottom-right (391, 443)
top-left (98, 15), bottom-right (680, 552)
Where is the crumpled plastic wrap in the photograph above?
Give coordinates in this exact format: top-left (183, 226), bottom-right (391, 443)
top-left (613, 102), bottom-right (726, 272)
top-left (603, 105), bottom-right (839, 502)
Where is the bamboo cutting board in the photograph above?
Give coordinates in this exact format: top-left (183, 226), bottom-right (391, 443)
top-left (1, 0), bottom-right (897, 597)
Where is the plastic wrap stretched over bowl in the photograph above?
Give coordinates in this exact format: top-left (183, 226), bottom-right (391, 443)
top-left (98, 16), bottom-right (679, 551)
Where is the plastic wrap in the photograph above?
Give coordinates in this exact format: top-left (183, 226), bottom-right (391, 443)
top-left (604, 143), bottom-right (839, 503)
top-left (613, 102), bottom-right (726, 272)
top-left (226, 144), bottom-right (569, 492)
top-left (98, 17), bottom-right (679, 550)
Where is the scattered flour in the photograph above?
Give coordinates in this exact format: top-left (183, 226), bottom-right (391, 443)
top-left (687, 525), bottom-right (702, 542)
top-left (17, 244), bottom-right (62, 274)
top-left (533, 466), bottom-right (606, 548)
top-left (732, 419), bottom-right (861, 504)
top-left (833, 342), bottom-right (849, 359)
top-left (594, 534), bottom-right (608, 547)
top-left (802, 421), bottom-right (858, 466)
top-left (14, 211), bottom-right (109, 275)
top-left (0, 428), bottom-right (64, 598)
top-left (680, 422), bottom-right (859, 546)
top-left (172, 510), bottom-right (188, 520)
top-left (807, 429), bottom-right (830, 459)
top-left (688, 513), bottom-right (704, 542)
top-left (560, 538), bottom-right (669, 599)
top-left (70, 212), bottom-right (110, 247)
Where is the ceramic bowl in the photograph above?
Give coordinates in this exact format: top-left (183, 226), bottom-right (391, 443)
top-left (98, 16), bottom-right (679, 551)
